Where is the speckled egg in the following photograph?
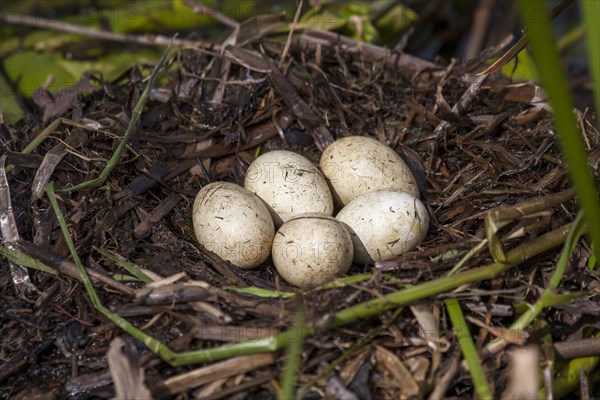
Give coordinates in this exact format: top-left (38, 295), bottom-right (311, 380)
top-left (244, 150), bottom-right (333, 226)
top-left (272, 213), bottom-right (353, 289)
top-left (320, 136), bottom-right (419, 206)
top-left (336, 189), bottom-right (429, 264)
top-left (193, 182), bottom-right (274, 269)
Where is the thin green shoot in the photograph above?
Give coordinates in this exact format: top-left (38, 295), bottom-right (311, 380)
top-left (279, 298), bottom-right (306, 400)
top-left (445, 298), bottom-right (492, 400)
top-left (95, 246), bottom-right (153, 284)
top-left (56, 43), bottom-right (172, 192)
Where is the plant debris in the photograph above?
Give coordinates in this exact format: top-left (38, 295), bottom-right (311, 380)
top-left (1, 20), bottom-right (600, 400)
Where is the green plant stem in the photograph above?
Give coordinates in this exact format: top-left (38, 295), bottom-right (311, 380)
top-left (517, 0), bottom-right (600, 261)
top-left (56, 43), bottom-right (171, 192)
top-left (483, 212), bottom-right (585, 358)
top-left (279, 298), bottom-right (306, 400)
top-left (547, 329), bottom-right (600, 399)
top-left (445, 298), bottom-right (492, 400)
top-left (46, 178), bottom-right (576, 366)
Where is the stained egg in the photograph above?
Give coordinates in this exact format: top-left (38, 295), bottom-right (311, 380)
top-left (244, 150), bottom-right (333, 226)
top-left (336, 190), bottom-right (429, 264)
top-left (272, 213), bottom-right (353, 289)
top-left (320, 136), bottom-right (419, 206)
top-left (193, 182), bottom-right (274, 269)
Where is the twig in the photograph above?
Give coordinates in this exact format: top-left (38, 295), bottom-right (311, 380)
top-left (181, 0), bottom-right (239, 29)
top-left (298, 29), bottom-right (438, 72)
top-left (554, 338), bottom-right (600, 360)
top-left (477, 0), bottom-right (576, 76)
top-left (279, 0), bottom-right (303, 68)
top-left (0, 12), bottom-right (218, 51)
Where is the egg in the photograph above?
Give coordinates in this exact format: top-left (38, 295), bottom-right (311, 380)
top-left (336, 190), bottom-right (429, 264)
top-left (320, 136), bottom-right (419, 206)
top-left (244, 150), bottom-right (333, 226)
top-left (272, 213), bottom-right (353, 289)
top-left (192, 182), bottom-right (275, 269)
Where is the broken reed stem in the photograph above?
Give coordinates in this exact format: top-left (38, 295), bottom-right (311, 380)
top-left (46, 174), bottom-right (576, 366)
top-left (482, 212), bottom-right (586, 359)
top-left (160, 221), bottom-right (576, 366)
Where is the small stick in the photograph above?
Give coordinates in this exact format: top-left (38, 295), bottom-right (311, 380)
top-left (554, 338), bottom-right (600, 360)
top-left (181, 0), bottom-right (239, 29)
top-left (0, 12), bottom-right (215, 50)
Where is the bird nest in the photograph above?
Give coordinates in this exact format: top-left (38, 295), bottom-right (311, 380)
top-left (1, 29), bottom-right (599, 399)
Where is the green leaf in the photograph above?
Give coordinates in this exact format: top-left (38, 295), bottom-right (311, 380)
top-left (0, 74), bottom-right (24, 124)
top-left (499, 48), bottom-right (539, 81)
top-left (4, 51), bottom-right (75, 97)
top-left (375, 3), bottom-right (418, 44)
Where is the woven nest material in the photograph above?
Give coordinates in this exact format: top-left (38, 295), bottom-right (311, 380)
top-left (1, 30), bottom-right (599, 399)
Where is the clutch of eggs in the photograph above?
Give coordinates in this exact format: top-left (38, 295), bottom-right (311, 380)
top-left (192, 136), bottom-right (429, 287)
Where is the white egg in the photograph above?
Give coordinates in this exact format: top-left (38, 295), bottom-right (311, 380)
top-left (244, 150), bottom-right (333, 226)
top-left (192, 182), bottom-right (274, 269)
top-left (336, 190), bottom-right (429, 264)
top-left (320, 136), bottom-right (419, 206)
top-left (272, 213), bottom-right (353, 289)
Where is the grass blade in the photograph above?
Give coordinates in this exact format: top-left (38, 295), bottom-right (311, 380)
top-left (517, 0), bottom-right (600, 261)
top-left (95, 247), bottom-right (154, 284)
top-left (581, 0), bottom-right (600, 117)
top-left (445, 298), bottom-right (493, 400)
